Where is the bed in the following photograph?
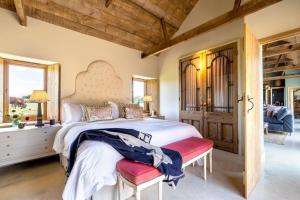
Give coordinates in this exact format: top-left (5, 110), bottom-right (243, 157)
top-left (54, 60), bottom-right (202, 200)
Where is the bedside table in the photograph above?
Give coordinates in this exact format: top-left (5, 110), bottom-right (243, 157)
top-left (0, 124), bottom-right (62, 167)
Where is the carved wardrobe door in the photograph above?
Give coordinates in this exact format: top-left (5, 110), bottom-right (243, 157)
top-left (179, 55), bottom-right (204, 132)
top-left (204, 43), bottom-right (238, 153)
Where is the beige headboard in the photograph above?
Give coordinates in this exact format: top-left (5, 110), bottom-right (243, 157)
top-left (62, 60), bottom-right (129, 105)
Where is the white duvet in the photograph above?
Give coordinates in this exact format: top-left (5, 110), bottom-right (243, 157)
top-left (53, 118), bottom-right (201, 200)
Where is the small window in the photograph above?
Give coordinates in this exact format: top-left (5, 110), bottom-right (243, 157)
top-left (6, 64), bottom-right (47, 120)
top-left (0, 58), bottom-right (60, 124)
top-left (132, 78), bottom-right (145, 108)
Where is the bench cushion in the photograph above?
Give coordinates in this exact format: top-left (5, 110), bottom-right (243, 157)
top-left (117, 137), bottom-right (213, 185)
top-left (117, 159), bottom-right (161, 185)
top-left (163, 137), bottom-right (213, 163)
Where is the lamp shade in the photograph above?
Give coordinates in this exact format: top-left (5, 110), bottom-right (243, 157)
top-left (29, 90), bottom-right (49, 103)
top-left (144, 95), bottom-right (152, 102)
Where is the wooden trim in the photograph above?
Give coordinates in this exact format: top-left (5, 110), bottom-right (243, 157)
top-left (3, 60), bottom-right (9, 122)
top-left (259, 27), bottom-right (300, 45)
top-left (263, 43), bottom-right (300, 58)
top-left (264, 74), bottom-right (300, 81)
top-left (263, 64), bottom-right (300, 73)
top-left (13, 0), bottom-right (26, 26)
top-left (141, 0), bottom-right (282, 58)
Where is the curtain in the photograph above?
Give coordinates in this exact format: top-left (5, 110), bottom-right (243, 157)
top-left (208, 48), bottom-right (233, 113)
top-left (47, 64), bottom-right (60, 121)
top-left (0, 58), bottom-right (3, 123)
top-left (212, 56), bottom-right (229, 112)
top-left (185, 64), bottom-right (197, 111)
top-left (145, 79), bottom-right (159, 114)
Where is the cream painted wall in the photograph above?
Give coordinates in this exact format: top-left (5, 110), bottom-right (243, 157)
top-left (0, 8), bottom-right (158, 100)
top-left (158, 0), bottom-right (244, 121)
top-left (245, 0), bottom-right (300, 39)
top-left (158, 0), bottom-right (245, 154)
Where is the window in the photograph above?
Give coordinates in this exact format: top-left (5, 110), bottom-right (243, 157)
top-left (4, 60), bottom-right (47, 122)
top-left (132, 78), bottom-right (145, 108)
top-left (0, 59), bottom-right (60, 124)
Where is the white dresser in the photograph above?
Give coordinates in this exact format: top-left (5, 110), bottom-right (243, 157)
top-left (0, 124), bottom-right (61, 167)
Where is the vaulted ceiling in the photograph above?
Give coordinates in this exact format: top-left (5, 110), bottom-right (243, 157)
top-left (0, 0), bottom-right (199, 52)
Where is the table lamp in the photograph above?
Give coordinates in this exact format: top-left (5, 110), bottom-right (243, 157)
top-left (143, 95), bottom-right (152, 114)
top-left (30, 90), bottom-right (49, 127)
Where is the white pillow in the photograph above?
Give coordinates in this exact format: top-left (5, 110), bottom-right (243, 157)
top-left (108, 101), bottom-right (119, 119)
top-left (63, 103), bottom-right (83, 123)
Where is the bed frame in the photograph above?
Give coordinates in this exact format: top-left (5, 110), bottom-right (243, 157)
top-left (60, 60), bottom-right (131, 200)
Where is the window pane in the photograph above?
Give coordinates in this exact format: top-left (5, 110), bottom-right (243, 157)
top-left (9, 65), bottom-right (44, 117)
top-left (133, 80), bottom-right (145, 107)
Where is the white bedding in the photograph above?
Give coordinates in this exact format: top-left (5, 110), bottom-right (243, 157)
top-left (53, 118), bottom-right (201, 200)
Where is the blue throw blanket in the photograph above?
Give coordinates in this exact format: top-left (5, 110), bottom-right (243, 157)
top-left (67, 128), bottom-right (184, 187)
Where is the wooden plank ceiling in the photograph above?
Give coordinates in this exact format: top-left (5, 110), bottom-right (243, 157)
top-left (263, 35), bottom-right (300, 82)
top-left (0, 0), bottom-right (198, 52)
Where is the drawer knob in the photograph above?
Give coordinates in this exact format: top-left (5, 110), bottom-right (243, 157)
top-left (6, 136), bottom-right (10, 139)
top-left (44, 139), bottom-right (48, 142)
top-left (6, 144), bottom-right (10, 147)
top-left (44, 131), bottom-right (48, 134)
top-left (6, 153), bottom-right (10, 156)
top-left (44, 146), bottom-right (48, 150)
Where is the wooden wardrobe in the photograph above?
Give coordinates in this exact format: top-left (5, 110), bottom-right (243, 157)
top-left (179, 42), bottom-right (238, 153)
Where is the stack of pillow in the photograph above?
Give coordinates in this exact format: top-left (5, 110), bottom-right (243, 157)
top-left (63, 101), bottom-right (143, 124)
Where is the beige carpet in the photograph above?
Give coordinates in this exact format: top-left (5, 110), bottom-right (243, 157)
top-left (264, 132), bottom-right (288, 145)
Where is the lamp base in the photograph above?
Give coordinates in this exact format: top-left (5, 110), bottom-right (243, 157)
top-left (36, 102), bottom-right (44, 128)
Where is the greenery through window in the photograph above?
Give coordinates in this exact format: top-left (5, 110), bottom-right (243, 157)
top-left (132, 79), bottom-right (145, 108)
top-left (4, 60), bottom-right (47, 122)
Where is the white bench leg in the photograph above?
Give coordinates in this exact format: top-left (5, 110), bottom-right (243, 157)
top-left (209, 150), bottom-right (212, 173)
top-left (203, 155), bottom-right (207, 180)
top-left (158, 181), bottom-right (162, 200)
top-left (118, 176), bottom-right (123, 200)
top-left (136, 188), bottom-right (141, 200)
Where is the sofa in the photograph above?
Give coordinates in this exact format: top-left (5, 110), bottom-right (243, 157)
top-left (264, 106), bottom-right (294, 134)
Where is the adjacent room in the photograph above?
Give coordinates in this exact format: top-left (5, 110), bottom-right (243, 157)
top-left (0, 0), bottom-right (299, 200)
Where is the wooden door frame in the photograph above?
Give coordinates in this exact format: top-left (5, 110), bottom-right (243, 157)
top-left (244, 27), bottom-right (300, 198)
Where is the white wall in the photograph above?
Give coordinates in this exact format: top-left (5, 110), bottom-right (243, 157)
top-left (0, 8), bottom-right (158, 99)
top-left (245, 0), bottom-right (300, 39)
top-left (158, 0), bottom-right (244, 121)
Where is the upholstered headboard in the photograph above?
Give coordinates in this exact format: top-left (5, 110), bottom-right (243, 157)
top-left (62, 60), bottom-right (129, 105)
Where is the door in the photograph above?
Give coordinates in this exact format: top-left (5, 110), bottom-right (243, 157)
top-left (204, 43), bottom-right (238, 153)
top-left (179, 53), bottom-right (204, 132)
top-left (244, 25), bottom-right (263, 198)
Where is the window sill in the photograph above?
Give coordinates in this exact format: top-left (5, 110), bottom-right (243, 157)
top-left (0, 121), bottom-right (60, 128)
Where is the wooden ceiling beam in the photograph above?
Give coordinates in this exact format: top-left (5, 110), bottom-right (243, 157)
top-left (13, 0), bottom-right (27, 26)
top-left (263, 57), bottom-right (293, 66)
top-left (105, 0), bottom-right (113, 8)
top-left (263, 43), bottom-right (300, 58)
top-left (160, 18), bottom-right (168, 41)
top-left (129, 0), bottom-right (184, 28)
top-left (51, 0), bottom-right (164, 43)
top-left (127, 0), bottom-right (178, 30)
top-left (233, 0), bottom-right (242, 13)
top-left (264, 74), bottom-right (300, 81)
top-left (24, 0), bottom-right (155, 49)
top-left (142, 0), bottom-right (283, 58)
top-left (264, 65), bottom-right (300, 73)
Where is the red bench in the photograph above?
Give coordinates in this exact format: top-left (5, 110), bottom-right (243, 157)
top-left (117, 137), bottom-right (213, 200)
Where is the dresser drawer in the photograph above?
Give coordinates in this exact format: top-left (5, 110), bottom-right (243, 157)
top-left (0, 126), bottom-right (60, 142)
top-left (0, 135), bottom-right (54, 151)
top-left (0, 144), bottom-right (54, 161)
